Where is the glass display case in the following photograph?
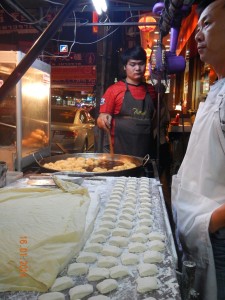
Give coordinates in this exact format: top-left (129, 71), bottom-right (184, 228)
top-left (0, 51), bottom-right (51, 171)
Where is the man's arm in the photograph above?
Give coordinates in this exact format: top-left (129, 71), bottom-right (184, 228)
top-left (209, 203), bottom-right (225, 233)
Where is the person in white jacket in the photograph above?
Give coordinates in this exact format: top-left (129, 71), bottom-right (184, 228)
top-left (172, 1), bottom-right (225, 299)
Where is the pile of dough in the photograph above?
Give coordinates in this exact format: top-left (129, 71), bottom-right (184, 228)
top-left (50, 276), bottom-right (74, 292)
top-left (130, 233), bottom-right (147, 243)
top-left (97, 256), bottom-right (119, 268)
top-left (84, 243), bottom-right (103, 253)
top-left (108, 236), bottom-right (129, 247)
top-left (38, 292), bottom-right (65, 300)
top-left (109, 265), bottom-right (130, 279)
top-left (121, 253), bottom-right (139, 265)
top-left (149, 240), bottom-right (165, 252)
top-left (76, 252), bottom-right (98, 263)
top-left (67, 263), bottom-right (89, 276)
top-left (101, 245), bottom-right (122, 257)
top-left (128, 242), bottom-right (147, 253)
top-left (136, 276), bottom-right (158, 293)
top-left (112, 228), bottom-right (131, 237)
top-left (96, 279), bottom-right (118, 294)
top-left (137, 263), bottom-right (158, 277)
top-left (69, 284), bottom-right (93, 299)
top-left (87, 268), bottom-right (109, 281)
top-left (143, 251), bottom-right (163, 263)
top-left (148, 231), bottom-right (165, 241)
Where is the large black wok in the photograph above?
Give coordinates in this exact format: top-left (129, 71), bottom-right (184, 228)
top-left (34, 153), bottom-right (152, 177)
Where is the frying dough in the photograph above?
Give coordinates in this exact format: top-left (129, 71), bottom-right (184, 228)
top-left (84, 243), bottom-right (103, 253)
top-left (149, 240), bottom-right (165, 252)
top-left (97, 256), bottom-right (119, 268)
top-left (87, 267), bottom-right (109, 281)
top-left (143, 251), bottom-right (163, 263)
top-left (101, 245), bottom-right (122, 257)
top-left (109, 265), bottom-right (130, 279)
top-left (121, 253), bottom-right (139, 265)
top-left (112, 228), bottom-right (131, 237)
top-left (50, 276), bottom-right (74, 292)
top-left (96, 279), bottom-right (118, 294)
top-left (136, 276), bottom-right (158, 293)
top-left (128, 242), bottom-right (147, 253)
top-left (108, 236), bottom-right (129, 247)
top-left (130, 233), bottom-right (147, 243)
top-left (138, 263), bottom-right (158, 277)
top-left (67, 263), bottom-right (89, 276)
top-left (76, 252), bottom-right (98, 263)
top-left (69, 284), bottom-right (93, 299)
top-left (38, 292), bottom-right (65, 300)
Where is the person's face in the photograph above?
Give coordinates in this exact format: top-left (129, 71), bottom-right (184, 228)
top-left (195, 0), bottom-right (225, 76)
top-left (124, 59), bottom-right (146, 84)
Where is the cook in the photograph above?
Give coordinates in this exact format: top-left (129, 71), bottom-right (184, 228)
top-left (97, 45), bottom-right (157, 158)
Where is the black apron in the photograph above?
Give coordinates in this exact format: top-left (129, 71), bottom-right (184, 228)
top-left (114, 82), bottom-right (155, 157)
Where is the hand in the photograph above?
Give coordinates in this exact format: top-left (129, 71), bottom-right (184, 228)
top-left (97, 113), bottom-right (112, 131)
top-left (209, 203), bottom-right (225, 233)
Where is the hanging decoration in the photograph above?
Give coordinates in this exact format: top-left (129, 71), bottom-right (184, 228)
top-left (138, 16), bottom-right (156, 32)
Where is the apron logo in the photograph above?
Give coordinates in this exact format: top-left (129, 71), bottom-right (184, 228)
top-left (132, 108), bottom-right (147, 117)
top-left (100, 98), bottom-right (105, 105)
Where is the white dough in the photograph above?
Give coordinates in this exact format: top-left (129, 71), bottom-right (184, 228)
top-left (106, 203), bottom-right (119, 210)
top-left (67, 263), bottom-right (89, 276)
top-left (121, 253), bottom-right (139, 265)
top-left (108, 198), bottom-right (120, 205)
top-left (135, 226), bottom-right (150, 235)
top-left (88, 296), bottom-right (110, 300)
top-left (112, 227), bottom-right (130, 237)
top-left (149, 240), bottom-right (165, 252)
top-left (69, 284), bottom-right (93, 299)
top-left (139, 219), bottom-right (152, 227)
top-left (138, 263), bottom-right (158, 277)
top-left (94, 228), bottom-right (111, 236)
top-left (87, 267), bottom-right (109, 281)
top-left (130, 233), bottom-right (147, 243)
top-left (142, 298), bottom-right (156, 300)
top-left (119, 213), bottom-right (134, 222)
top-left (122, 207), bottom-right (134, 215)
top-left (128, 242), bottom-right (147, 253)
top-left (50, 276), bottom-right (74, 292)
top-left (109, 265), bottom-right (130, 279)
top-left (104, 208), bottom-right (118, 215)
top-left (139, 207), bottom-right (151, 214)
top-left (101, 245), bottom-right (122, 257)
top-left (118, 220), bottom-right (133, 229)
top-left (76, 252), bottom-right (98, 263)
top-left (136, 276), bottom-right (158, 293)
top-left (140, 202), bottom-right (152, 208)
top-left (123, 202), bottom-right (136, 209)
top-left (84, 243), bottom-right (103, 253)
top-left (97, 256), bottom-right (119, 268)
top-left (99, 221), bottom-right (115, 229)
top-left (101, 214), bottom-right (117, 222)
top-left (143, 250), bottom-right (163, 263)
top-left (96, 279), bottom-right (118, 294)
top-left (148, 231), bottom-right (165, 241)
top-left (109, 236), bottom-right (129, 247)
top-left (138, 212), bottom-right (151, 219)
top-left (90, 234), bottom-right (107, 243)
top-left (38, 292), bottom-right (65, 300)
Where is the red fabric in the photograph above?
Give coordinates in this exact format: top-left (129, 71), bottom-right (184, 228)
top-left (99, 80), bottom-right (157, 147)
top-left (99, 80), bottom-right (157, 114)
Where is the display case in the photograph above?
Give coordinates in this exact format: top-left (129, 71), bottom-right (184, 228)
top-left (0, 51), bottom-right (51, 171)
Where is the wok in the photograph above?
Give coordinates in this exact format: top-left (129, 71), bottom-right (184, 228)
top-left (34, 153), bottom-right (151, 177)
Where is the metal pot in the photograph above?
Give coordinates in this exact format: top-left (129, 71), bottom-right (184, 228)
top-left (34, 153), bottom-right (151, 177)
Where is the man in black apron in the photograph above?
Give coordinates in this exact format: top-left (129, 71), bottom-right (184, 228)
top-left (97, 45), bottom-right (156, 158)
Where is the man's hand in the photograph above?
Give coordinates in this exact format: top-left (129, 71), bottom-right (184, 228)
top-left (97, 113), bottom-right (112, 131)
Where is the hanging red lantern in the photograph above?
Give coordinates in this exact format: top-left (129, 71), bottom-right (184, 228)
top-left (138, 16), bottom-right (156, 32)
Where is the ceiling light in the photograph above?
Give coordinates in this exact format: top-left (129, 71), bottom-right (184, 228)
top-left (92, 0), bottom-right (107, 15)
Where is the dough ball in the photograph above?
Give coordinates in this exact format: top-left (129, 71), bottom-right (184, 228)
top-left (94, 227), bottom-right (111, 237)
top-left (38, 292), bottom-right (65, 300)
top-left (138, 263), bottom-right (158, 277)
top-left (128, 242), bottom-right (147, 253)
top-left (50, 276), bottom-right (74, 292)
top-left (140, 202), bottom-right (152, 208)
top-left (84, 243), bottom-right (103, 253)
top-left (104, 208), bottom-right (118, 215)
top-left (109, 265), bottom-right (130, 279)
top-left (106, 203), bottom-right (119, 210)
top-left (108, 236), bottom-right (129, 247)
top-left (143, 250), bottom-right (163, 263)
top-left (112, 227), bottom-right (131, 237)
top-left (135, 226), bottom-right (150, 235)
top-left (101, 214), bottom-right (117, 223)
top-left (139, 219), bottom-right (152, 227)
top-left (123, 202), bottom-right (136, 209)
top-left (96, 279), bottom-right (118, 294)
top-left (119, 213), bottom-right (134, 222)
top-left (76, 252), bottom-right (98, 263)
top-left (149, 240), bottom-right (165, 252)
top-left (148, 231), bottom-right (165, 241)
top-left (121, 253), bottom-right (139, 265)
top-left (101, 245), bottom-right (122, 257)
top-left (90, 234), bottom-right (107, 244)
top-left (122, 207), bottom-right (134, 215)
top-left (87, 267), bottom-right (109, 281)
top-left (97, 256), bottom-right (119, 268)
top-left (130, 233), bottom-right (147, 243)
top-left (99, 221), bottom-right (115, 229)
top-left (67, 262), bottom-right (89, 276)
top-left (69, 284), bottom-right (93, 299)
top-left (138, 212), bottom-right (151, 219)
top-left (136, 276), bottom-right (158, 293)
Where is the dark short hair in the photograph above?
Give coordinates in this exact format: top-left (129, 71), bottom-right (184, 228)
top-left (121, 45), bottom-right (146, 66)
top-left (197, 0), bottom-right (225, 16)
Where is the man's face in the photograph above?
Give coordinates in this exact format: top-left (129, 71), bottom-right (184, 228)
top-left (195, 0), bottom-right (225, 71)
top-left (125, 59), bottom-right (146, 84)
